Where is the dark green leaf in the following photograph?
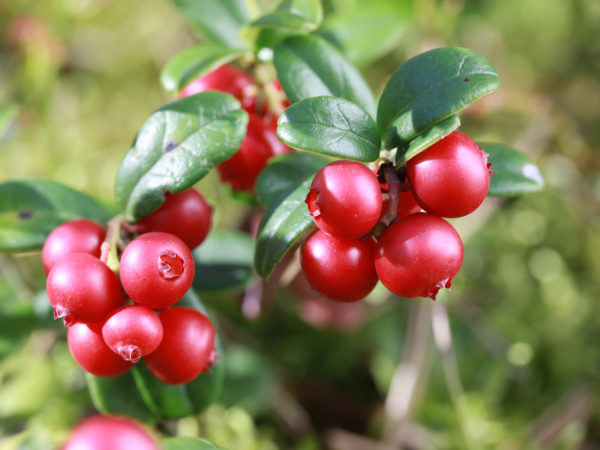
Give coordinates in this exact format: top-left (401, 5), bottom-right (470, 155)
top-left (114, 92), bottom-right (248, 222)
top-left (161, 437), bottom-right (224, 450)
top-left (377, 47), bottom-right (500, 149)
top-left (250, 0), bottom-right (323, 32)
top-left (277, 96), bottom-right (380, 161)
top-left (0, 180), bottom-right (110, 252)
top-left (173, 0), bottom-right (250, 48)
top-left (193, 230), bottom-right (254, 291)
top-left (161, 45), bottom-right (245, 93)
top-left (255, 175), bottom-right (314, 278)
top-left (482, 143), bottom-right (545, 196)
top-left (395, 115), bottom-right (461, 165)
top-left (255, 152), bottom-right (329, 206)
top-left (274, 34), bottom-right (377, 118)
top-left (86, 372), bottom-right (158, 423)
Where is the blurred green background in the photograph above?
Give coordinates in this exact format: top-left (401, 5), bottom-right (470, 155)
top-left (1, 0), bottom-right (599, 449)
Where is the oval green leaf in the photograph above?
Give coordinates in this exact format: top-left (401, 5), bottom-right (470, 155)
top-left (481, 143), bottom-right (545, 196)
top-left (277, 96), bottom-right (381, 161)
top-left (173, 0), bottom-right (250, 48)
top-left (255, 175), bottom-right (314, 278)
top-left (394, 115), bottom-right (461, 165)
top-left (160, 45), bottom-right (245, 93)
top-left (0, 179), bottom-right (111, 252)
top-left (114, 92), bottom-right (248, 222)
top-left (250, 0), bottom-right (323, 32)
top-left (274, 34), bottom-right (377, 118)
top-left (193, 230), bottom-right (254, 291)
top-left (377, 47), bottom-right (500, 149)
top-left (161, 437), bottom-right (224, 450)
top-left (255, 152), bottom-right (329, 206)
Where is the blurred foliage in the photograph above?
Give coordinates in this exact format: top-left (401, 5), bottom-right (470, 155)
top-left (1, 0), bottom-right (599, 449)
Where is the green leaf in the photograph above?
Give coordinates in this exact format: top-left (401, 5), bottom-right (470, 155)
top-left (255, 152), bottom-right (329, 206)
top-left (377, 47), bottom-right (501, 149)
top-left (86, 372), bottom-right (158, 423)
top-left (250, 0), bottom-right (323, 32)
top-left (395, 115), bottom-right (461, 165)
top-left (274, 34), bottom-right (377, 118)
top-left (114, 92), bottom-right (248, 222)
top-left (482, 143), bottom-right (545, 196)
top-left (161, 437), bottom-right (224, 450)
top-left (0, 180), bottom-right (110, 252)
top-left (160, 45), bottom-right (246, 93)
top-left (173, 0), bottom-right (250, 48)
top-left (193, 230), bottom-right (254, 291)
top-left (255, 175), bottom-right (315, 278)
top-left (0, 104), bottom-right (18, 141)
top-left (277, 96), bottom-right (380, 161)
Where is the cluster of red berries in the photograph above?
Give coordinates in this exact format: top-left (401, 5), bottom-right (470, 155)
top-left (179, 64), bottom-right (290, 192)
top-left (301, 131), bottom-right (493, 302)
top-left (43, 188), bottom-right (217, 385)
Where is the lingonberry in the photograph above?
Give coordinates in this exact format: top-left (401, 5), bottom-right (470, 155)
top-left (46, 253), bottom-right (122, 326)
top-left (306, 161), bottom-right (382, 239)
top-left (300, 230), bottom-right (378, 302)
top-left (101, 305), bottom-right (163, 363)
top-left (217, 113), bottom-right (289, 192)
top-left (144, 307), bottom-right (216, 385)
top-left (178, 64), bottom-right (256, 111)
top-left (62, 415), bottom-right (158, 450)
top-left (374, 213), bottom-right (464, 300)
top-left (119, 232), bottom-right (194, 309)
top-left (42, 219), bottom-right (105, 274)
top-left (396, 189), bottom-right (422, 219)
top-left (406, 131), bottom-right (492, 218)
top-left (67, 323), bottom-right (133, 377)
top-left (136, 188), bottom-right (212, 249)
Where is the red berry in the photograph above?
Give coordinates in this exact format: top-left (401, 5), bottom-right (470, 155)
top-left (62, 415), bottom-right (158, 450)
top-left (101, 305), bottom-right (163, 363)
top-left (42, 219), bottom-right (105, 274)
top-left (301, 230), bottom-right (378, 302)
top-left (144, 307), bottom-right (216, 385)
top-left (306, 161), bottom-right (382, 239)
top-left (217, 113), bottom-right (289, 192)
top-left (67, 323), bottom-right (133, 377)
top-left (136, 188), bottom-right (212, 249)
top-left (374, 213), bottom-right (463, 300)
top-left (119, 232), bottom-right (195, 309)
top-left (178, 64), bottom-right (256, 111)
top-left (396, 189), bottom-right (422, 219)
top-left (406, 131), bottom-right (492, 218)
top-left (46, 253), bottom-right (122, 326)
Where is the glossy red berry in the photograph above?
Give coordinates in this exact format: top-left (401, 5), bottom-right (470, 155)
top-left (144, 307), bottom-right (216, 385)
top-left (217, 113), bottom-right (289, 192)
top-left (67, 323), bottom-right (133, 377)
top-left (42, 219), bottom-right (105, 274)
top-left (301, 230), bottom-right (378, 302)
top-left (406, 131), bottom-right (492, 218)
top-left (396, 189), bottom-right (422, 219)
top-left (306, 161), bottom-right (382, 239)
top-left (62, 415), bottom-right (158, 450)
top-left (178, 64), bottom-right (256, 111)
top-left (375, 213), bottom-right (464, 300)
top-left (119, 232), bottom-right (194, 309)
top-left (136, 188), bottom-right (212, 249)
top-left (101, 306), bottom-right (163, 363)
top-left (46, 253), bottom-right (122, 326)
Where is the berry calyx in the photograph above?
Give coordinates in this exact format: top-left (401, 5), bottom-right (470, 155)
top-left (300, 230), bottom-right (378, 302)
top-left (119, 232), bottom-right (195, 309)
top-left (144, 307), bottom-right (216, 385)
top-left (374, 213), bottom-right (464, 300)
top-left (42, 219), bottom-right (105, 274)
top-left (406, 131), bottom-right (492, 218)
top-left (135, 188), bottom-right (213, 249)
top-left (46, 253), bottom-right (122, 325)
top-left (101, 305), bottom-right (163, 363)
top-left (67, 323), bottom-right (134, 377)
top-left (306, 161), bottom-right (382, 239)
